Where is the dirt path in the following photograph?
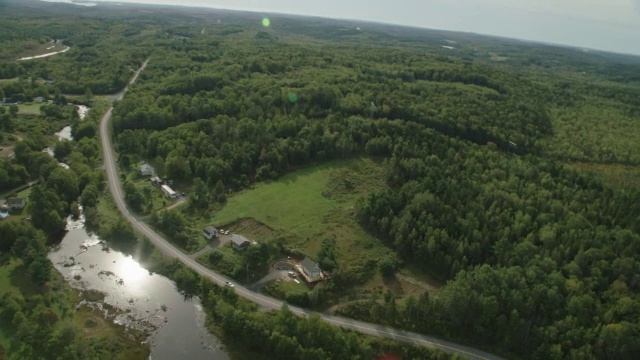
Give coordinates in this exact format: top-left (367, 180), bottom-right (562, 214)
top-left (396, 273), bottom-right (439, 293)
top-left (189, 234), bottom-right (232, 259)
top-left (165, 197), bottom-right (187, 211)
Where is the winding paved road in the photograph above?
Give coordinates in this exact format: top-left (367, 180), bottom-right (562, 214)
top-left (99, 60), bottom-right (505, 360)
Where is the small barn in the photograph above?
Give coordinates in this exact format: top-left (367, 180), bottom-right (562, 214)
top-left (231, 234), bottom-right (250, 251)
top-left (203, 226), bottom-right (219, 240)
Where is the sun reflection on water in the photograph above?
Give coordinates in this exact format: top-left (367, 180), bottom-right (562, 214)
top-left (115, 255), bottom-right (149, 285)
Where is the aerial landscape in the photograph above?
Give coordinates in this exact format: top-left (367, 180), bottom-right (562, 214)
top-left (1, 0), bottom-right (639, 359)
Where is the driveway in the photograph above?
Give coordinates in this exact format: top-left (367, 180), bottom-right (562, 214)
top-left (189, 234), bottom-right (232, 259)
top-left (247, 269), bottom-right (290, 292)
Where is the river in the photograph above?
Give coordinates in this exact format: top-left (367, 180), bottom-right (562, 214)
top-left (48, 212), bottom-right (230, 360)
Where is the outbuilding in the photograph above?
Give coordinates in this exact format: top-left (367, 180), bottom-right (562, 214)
top-left (161, 184), bottom-right (177, 199)
top-left (231, 234), bottom-right (250, 251)
top-left (203, 226), bottom-right (219, 240)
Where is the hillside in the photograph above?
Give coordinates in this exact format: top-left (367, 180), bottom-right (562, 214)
top-left (1, 1), bottom-right (640, 359)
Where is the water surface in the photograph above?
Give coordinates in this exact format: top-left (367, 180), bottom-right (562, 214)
top-left (48, 214), bottom-right (230, 360)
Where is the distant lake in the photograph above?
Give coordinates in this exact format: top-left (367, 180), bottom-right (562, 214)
top-left (40, 0), bottom-right (97, 7)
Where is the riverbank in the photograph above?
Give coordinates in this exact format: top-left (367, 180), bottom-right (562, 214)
top-left (48, 210), bottom-right (230, 360)
top-left (0, 253), bottom-right (149, 359)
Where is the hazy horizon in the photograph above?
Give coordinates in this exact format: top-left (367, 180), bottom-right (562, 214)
top-left (42, 0), bottom-right (640, 56)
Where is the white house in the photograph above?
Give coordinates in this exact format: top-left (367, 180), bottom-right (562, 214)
top-left (298, 257), bottom-right (323, 283)
top-left (161, 184), bottom-right (177, 199)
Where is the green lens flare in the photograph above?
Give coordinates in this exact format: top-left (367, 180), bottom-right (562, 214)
top-left (262, 18), bottom-right (271, 27)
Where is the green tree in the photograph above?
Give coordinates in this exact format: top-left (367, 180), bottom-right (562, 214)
top-left (189, 177), bottom-right (209, 210)
top-left (46, 167), bottom-right (79, 204)
top-left (84, 87), bottom-right (93, 102)
top-left (9, 104), bottom-right (18, 116)
top-left (29, 257), bottom-right (51, 285)
top-left (53, 140), bottom-right (73, 161)
top-left (123, 181), bottom-right (145, 213)
top-left (29, 185), bottom-right (65, 237)
top-left (213, 179), bottom-right (226, 202)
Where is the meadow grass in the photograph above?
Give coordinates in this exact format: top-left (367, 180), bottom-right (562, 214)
top-left (17, 103), bottom-right (43, 115)
top-left (276, 278), bottom-right (309, 293)
top-left (210, 157), bottom-right (391, 266)
top-left (568, 162), bottom-right (640, 189)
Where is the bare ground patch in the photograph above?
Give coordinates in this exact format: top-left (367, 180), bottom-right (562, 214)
top-left (221, 218), bottom-right (276, 241)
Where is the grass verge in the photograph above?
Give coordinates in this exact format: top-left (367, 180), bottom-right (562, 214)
top-left (17, 103), bottom-right (43, 115)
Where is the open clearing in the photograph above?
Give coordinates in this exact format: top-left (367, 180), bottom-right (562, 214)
top-left (18, 103), bottom-right (43, 115)
top-left (568, 162), bottom-right (640, 189)
top-left (211, 158), bottom-right (392, 266)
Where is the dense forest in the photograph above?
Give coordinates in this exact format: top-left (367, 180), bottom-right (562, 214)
top-left (1, 0), bottom-right (640, 359)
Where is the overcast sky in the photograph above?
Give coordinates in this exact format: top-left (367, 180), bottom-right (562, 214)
top-left (55, 0), bottom-right (640, 55)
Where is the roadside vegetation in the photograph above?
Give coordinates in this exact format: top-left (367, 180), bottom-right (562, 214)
top-left (1, 0), bottom-right (639, 359)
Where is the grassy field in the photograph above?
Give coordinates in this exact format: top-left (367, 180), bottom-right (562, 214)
top-left (209, 158), bottom-right (392, 266)
top-left (96, 192), bottom-right (120, 223)
top-left (17, 103), bottom-right (43, 115)
top-left (568, 162), bottom-right (640, 189)
top-left (15, 41), bottom-right (68, 58)
top-left (543, 98), bottom-right (640, 164)
top-left (276, 278), bottom-right (309, 293)
top-left (196, 244), bottom-right (246, 279)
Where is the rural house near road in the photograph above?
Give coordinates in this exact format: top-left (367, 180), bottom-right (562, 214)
top-left (298, 257), bottom-right (323, 283)
top-left (5, 197), bottom-right (26, 211)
